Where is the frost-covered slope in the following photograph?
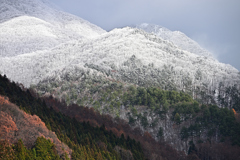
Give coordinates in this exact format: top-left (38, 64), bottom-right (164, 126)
top-left (0, 0), bottom-right (106, 57)
top-left (135, 23), bottom-right (213, 58)
top-left (1, 27), bottom-right (239, 93)
top-left (0, 0), bottom-right (239, 102)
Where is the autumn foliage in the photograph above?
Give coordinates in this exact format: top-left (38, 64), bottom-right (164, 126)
top-left (0, 74), bottom-right (139, 160)
top-left (0, 139), bottom-right (15, 160)
top-left (233, 108), bottom-right (240, 123)
top-left (0, 96), bottom-right (9, 105)
top-left (1, 73), bottom-right (240, 160)
top-left (0, 96), bottom-right (71, 158)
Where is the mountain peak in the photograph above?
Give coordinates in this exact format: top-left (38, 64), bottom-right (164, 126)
top-left (0, 0), bottom-right (106, 57)
top-left (135, 23), bottom-right (213, 58)
top-left (137, 23), bottom-right (170, 32)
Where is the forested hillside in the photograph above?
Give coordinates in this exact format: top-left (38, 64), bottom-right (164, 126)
top-left (0, 95), bottom-right (71, 159)
top-left (1, 74), bottom-right (240, 159)
top-left (1, 74), bottom-right (192, 159)
top-left (0, 137), bottom-right (67, 160)
top-left (0, 74), bottom-right (145, 160)
top-left (33, 69), bottom-right (240, 152)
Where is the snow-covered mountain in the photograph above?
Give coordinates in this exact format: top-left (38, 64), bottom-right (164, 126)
top-left (25, 27), bottom-right (239, 152)
top-left (1, 27), bottom-right (239, 91)
top-left (135, 23), bottom-right (213, 58)
top-left (0, 0), bottom-right (105, 57)
top-left (1, 0), bottom-right (240, 154)
top-left (0, 0), bottom-right (239, 102)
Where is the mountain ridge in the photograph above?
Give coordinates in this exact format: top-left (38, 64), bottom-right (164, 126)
top-left (135, 23), bottom-right (214, 58)
top-left (1, 27), bottom-right (239, 90)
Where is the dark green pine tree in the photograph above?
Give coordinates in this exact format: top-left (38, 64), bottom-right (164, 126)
top-left (14, 139), bottom-right (28, 160)
top-left (174, 113), bottom-right (181, 125)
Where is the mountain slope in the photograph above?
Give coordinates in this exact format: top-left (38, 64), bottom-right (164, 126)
top-left (0, 75), bottom-right (149, 160)
top-left (0, 96), bottom-right (72, 157)
top-left (3, 74), bottom-right (240, 160)
top-left (0, 0), bottom-right (105, 57)
top-left (1, 27), bottom-right (239, 93)
top-left (1, 0), bottom-right (239, 100)
top-left (25, 27), bottom-right (239, 152)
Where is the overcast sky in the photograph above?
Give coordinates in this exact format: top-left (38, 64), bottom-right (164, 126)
top-left (51, 0), bottom-right (240, 71)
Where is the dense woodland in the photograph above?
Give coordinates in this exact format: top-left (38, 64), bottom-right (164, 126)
top-left (0, 137), bottom-right (67, 160)
top-left (0, 74), bottom-right (187, 159)
top-left (1, 74), bottom-right (240, 159)
top-left (0, 74), bottom-right (145, 159)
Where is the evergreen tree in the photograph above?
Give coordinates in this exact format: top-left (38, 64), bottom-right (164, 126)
top-left (174, 113), bottom-right (181, 125)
